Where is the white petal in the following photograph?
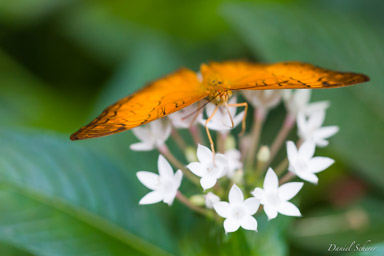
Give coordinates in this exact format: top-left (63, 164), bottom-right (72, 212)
top-left (196, 144), bottom-right (213, 163)
top-left (229, 184), bottom-right (244, 204)
top-left (277, 201), bottom-right (301, 217)
top-left (163, 189), bottom-right (178, 206)
top-left (297, 112), bottom-right (307, 133)
top-left (174, 170), bottom-right (183, 188)
top-left (240, 215), bottom-right (258, 231)
top-left (298, 140), bottom-right (316, 159)
top-left (314, 126), bottom-right (339, 140)
top-left (215, 153), bottom-right (229, 167)
top-left (213, 201), bottom-right (230, 218)
top-left (304, 101), bottom-right (330, 115)
top-left (205, 192), bottom-right (220, 209)
top-left (224, 218), bottom-right (241, 233)
top-left (314, 138), bottom-right (329, 147)
top-left (251, 188), bottom-right (264, 200)
top-left (286, 141), bottom-right (298, 162)
top-left (187, 162), bottom-right (204, 177)
top-left (308, 110), bottom-right (325, 128)
top-left (132, 127), bottom-right (150, 142)
top-left (130, 142), bottom-right (154, 151)
top-left (139, 191), bottom-right (163, 205)
top-left (244, 198), bottom-right (260, 215)
top-left (136, 171), bottom-right (159, 190)
top-left (264, 168), bottom-right (279, 191)
top-left (296, 171), bottom-right (319, 184)
top-left (263, 204), bottom-right (278, 220)
top-left (158, 155), bottom-right (173, 178)
top-left (278, 182), bottom-right (304, 201)
top-left (200, 176), bottom-right (217, 190)
top-left (309, 157), bottom-right (334, 173)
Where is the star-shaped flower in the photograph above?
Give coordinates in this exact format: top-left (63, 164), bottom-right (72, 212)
top-left (137, 155), bottom-right (182, 205)
top-left (252, 168), bottom-right (303, 220)
top-left (200, 96), bottom-right (245, 134)
top-left (130, 119), bottom-right (172, 151)
top-left (214, 184), bottom-right (260, 233)
top-left (286, 140), bottom-right (335, 184)
top-left (242, 90), bottom-right (282, 111)
top-left (283, 90), bottom-right (329, 117)
top-left (297, 110), bottom-right (339, 147)
top-left (187, 144), bottom-right (228, 190)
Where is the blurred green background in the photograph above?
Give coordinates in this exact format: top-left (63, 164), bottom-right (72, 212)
top-left (0, 0), bottom-right (383, 255)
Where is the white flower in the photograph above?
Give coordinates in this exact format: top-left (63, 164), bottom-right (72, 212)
top-left (297, 110), bottom-right (339, 147)
top-left (168, 103), bottom-right (202, 129)
top-left (252, 168), bottom-right (303, 220)
top-left (205, 192), bottom-right (220, 209)
top-left (137, 155), bottom-right (182, 206)
top-left (200, 96), bottom-right (245, 134)
top-left (214, 184), bottom-right (260, 233)
top-left (130, 119), bottom-right (172, 151)
top-left (283, 90), bottom-right (329, 117)
top-left (187, 144), bottom-right (228, 190)
top-left (242, 90), bottom-right (282, 110)
top-left (286, 140), bottom-right (335, 184)
top-left (224, 149), bottom-right (243, 178)
top-left (283, 89), bottom-right (311, 115)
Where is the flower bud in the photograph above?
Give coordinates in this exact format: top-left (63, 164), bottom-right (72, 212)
top-left (189, 195), bottom-right (205, 206)
top-left (185, 146), bottom-right (198, 162)
top-left (224, 135), bottom-right (236, 151)
top-left (232, 169), bottom-right (244, 184)
top-left (257, 145), bottom-right (270, 163)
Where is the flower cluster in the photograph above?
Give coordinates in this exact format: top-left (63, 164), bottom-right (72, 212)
top-left (132, 89), bottom-right (338, 234)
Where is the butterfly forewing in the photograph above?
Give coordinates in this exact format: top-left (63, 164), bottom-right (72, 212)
top-left (71, 68), bottom-right (207, 140)
top-left (203, 61), bottom-right (369, 90)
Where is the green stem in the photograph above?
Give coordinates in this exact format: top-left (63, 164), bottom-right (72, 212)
top-left (158, 145), bottom-right (200, 185)
top-left (176, 191), bottom-right (211, 217)
top-left (245, 109), bottom-right (266, 170)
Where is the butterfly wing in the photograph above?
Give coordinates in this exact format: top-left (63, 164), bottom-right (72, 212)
top-left (201, 61), bottom-right (369, 90)
top-left (71, 68), bottom-right (206, 140)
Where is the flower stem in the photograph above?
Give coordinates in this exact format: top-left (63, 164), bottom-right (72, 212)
top-left (189, 125), bottom-right (203, 145)
top-left (217, 132), bottom-right (227, 153)
top-left (158, 145), bottom-right (200, 185)
top-left (245, 109), bottom-right (265, 169)
top-left (171, 128), bottom-right (187, 151)
top-left (275, 158), bottom-right (289, 176)
top-left (176, 191), bottom-right (211, 217)
top-left (267, 113), bottom-right (295, 167)
top-left (279, 172), bottom-right (296, 185)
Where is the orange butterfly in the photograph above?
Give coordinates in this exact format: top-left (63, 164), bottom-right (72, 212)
top-left (70, 61), bottom-right (368, 151)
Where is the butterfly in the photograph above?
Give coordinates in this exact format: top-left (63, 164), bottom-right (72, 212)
top-left (70, 61), bottom-right (369, 144)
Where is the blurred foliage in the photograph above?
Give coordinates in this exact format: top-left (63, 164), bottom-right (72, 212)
top-left (0, 0), bottom-right (383, 255)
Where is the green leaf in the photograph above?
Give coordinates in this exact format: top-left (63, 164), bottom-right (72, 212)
top-left (0, 49), bottom-right (86, 133)
top-left (289, 198), bottom-right (384, 254)
top-left (0, 130), bottom-right (175, 256)
top-left (179, 215), bottom-right (289, 256)
top-left (221, 2), bottom-right (384, 190)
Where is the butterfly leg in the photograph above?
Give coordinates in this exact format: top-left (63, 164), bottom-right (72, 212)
top-left (227, 102), bottom-right (248, 136)
top-left (205, 104), bottom-right (219, 163)
top-left (224, 102), bottom-right (235, 128)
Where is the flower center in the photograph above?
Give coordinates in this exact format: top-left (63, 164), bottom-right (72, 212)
top-left (159, 178), bottom-right (175, 194)
top-left (266, 192), bottom-right (281, 207)
top-left (230, 205), bottom-right (246, 220)
top-left (295, 158), bottom-right (309, 172)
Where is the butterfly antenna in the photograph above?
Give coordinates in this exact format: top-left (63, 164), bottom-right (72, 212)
top-left (181, 91), bottom-right (222, 121)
